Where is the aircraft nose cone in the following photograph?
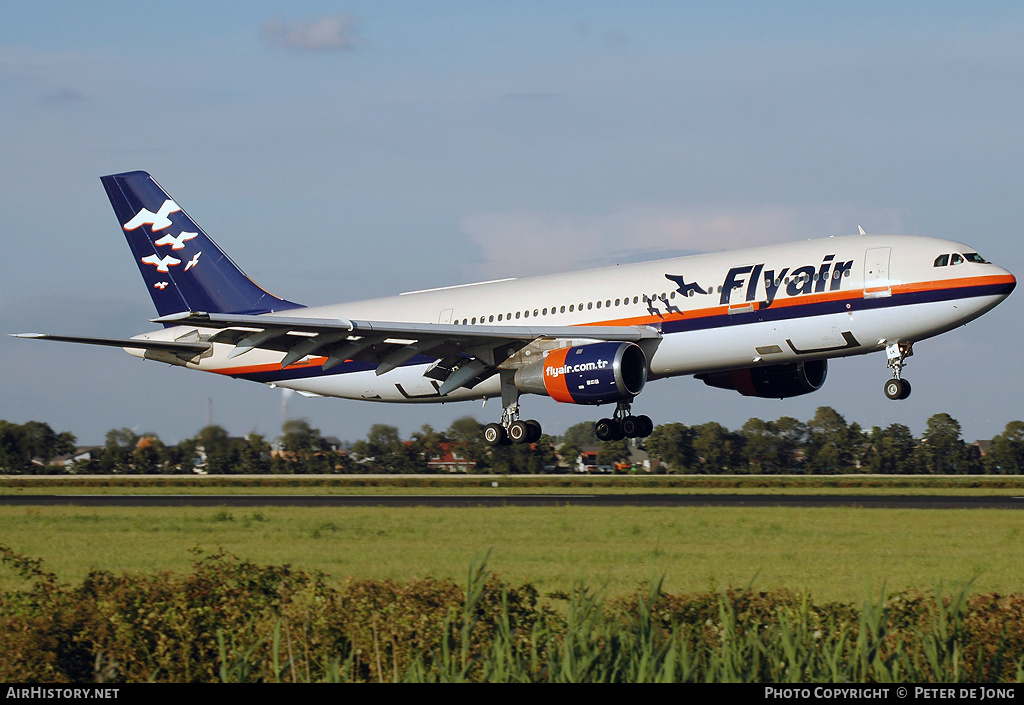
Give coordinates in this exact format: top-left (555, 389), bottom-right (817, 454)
top-left (999, 269), bottom-right (1016, 296)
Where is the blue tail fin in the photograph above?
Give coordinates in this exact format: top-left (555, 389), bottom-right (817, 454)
top-left (101, 171), bottom-right (303, 317)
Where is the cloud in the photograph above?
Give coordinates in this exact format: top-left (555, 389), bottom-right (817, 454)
top-left (36, 86), bottom-right (85, 105)
top-left (459, 204), bottom-right (908, 278)
top-left (262, 12), bottom-right (358, 52)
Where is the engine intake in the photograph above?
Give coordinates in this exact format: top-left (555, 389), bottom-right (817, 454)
top-left (697, 360), bottom-right (827, 399)
top-left (514, 342), bottom-right (647, 405)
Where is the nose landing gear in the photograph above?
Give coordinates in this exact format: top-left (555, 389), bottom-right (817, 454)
top-left (883, 342), bottom-right (913, 400)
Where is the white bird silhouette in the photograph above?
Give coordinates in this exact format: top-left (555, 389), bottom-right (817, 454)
top-left (184, 251), bottom-right (202, 271)
top-left (154, 231), bottom-right (198, 250)
top-left (123, 199), bottom-right (181, 232)
top-left (141, 254), bottom-right (181, 273)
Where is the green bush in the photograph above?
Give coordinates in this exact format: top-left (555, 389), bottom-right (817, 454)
top-left (1, 543), bottom-right (1021, 682)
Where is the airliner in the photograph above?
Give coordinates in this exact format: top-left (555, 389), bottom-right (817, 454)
top-left (15, 171), bottom-right (1016, 446)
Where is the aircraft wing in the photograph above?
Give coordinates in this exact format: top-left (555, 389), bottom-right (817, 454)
top-left (153, 311), bottom-right (661, 395)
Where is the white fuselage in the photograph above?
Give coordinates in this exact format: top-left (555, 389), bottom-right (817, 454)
top-left (127, 234), bottom-right (1015, 405)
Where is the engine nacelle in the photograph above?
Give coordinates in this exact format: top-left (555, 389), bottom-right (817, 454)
top-left (514, 342), bottom-right (647, 405)
top-left (697, 359), bottom-right (828, 399)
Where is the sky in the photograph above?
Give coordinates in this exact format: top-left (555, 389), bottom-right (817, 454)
top-left (2, 1), bottom-right (1023, 447)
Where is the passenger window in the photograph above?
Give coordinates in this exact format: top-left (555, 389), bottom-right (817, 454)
top-left (951, 253), bottom-right (964, 266)
top-left (933, 254), bottom-right (949, 267)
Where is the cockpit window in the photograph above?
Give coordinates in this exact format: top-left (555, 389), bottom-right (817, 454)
top-left (964, 252), bottom-right (989, 263)
top-left (933, 254), bottom-right (949, 267)
top-left (950, 253), bottom-right (964, 265)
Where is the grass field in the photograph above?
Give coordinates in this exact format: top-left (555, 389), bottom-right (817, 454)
top-left (3, 502), bottom-right (1023, 603)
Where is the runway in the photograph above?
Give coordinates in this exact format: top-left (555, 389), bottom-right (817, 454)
top-left (1, 494), bottom-right (1023, 509)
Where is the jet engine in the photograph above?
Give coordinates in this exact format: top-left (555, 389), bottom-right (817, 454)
top-left (514, 342), bottom-right (647, 405)
top-left (697, 359), bottom-right (827, 399)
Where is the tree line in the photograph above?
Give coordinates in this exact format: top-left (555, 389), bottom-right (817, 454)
top-left (2, 407), bottom-right (1024, 475)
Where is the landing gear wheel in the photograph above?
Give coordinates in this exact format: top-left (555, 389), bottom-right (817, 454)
top-left (525, 419), bottom-right (542, 443)
top-left (595, 418), bottom-right (619, 442)
top-left (483, 423), bottom-right (507, 447)
top-left (635, 415), bottom-right (654, 438)
top-left (508, 420), bottom-right (530, 444)
top-left (621, 416), bottom-right (642, 438)
top-left (884, 378), bottom-right (911, 401)
top-left (898, 378), bottom-right (911, 400)
top-left (884, 379), bottom-right (901, 400)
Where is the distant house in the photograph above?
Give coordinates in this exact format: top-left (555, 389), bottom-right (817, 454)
top-left (427, 443), bottom-right (477, 473)
top-left (575, 443), bottom-right (657, 474)
top-left (575, 449), bottom-right (606, 473)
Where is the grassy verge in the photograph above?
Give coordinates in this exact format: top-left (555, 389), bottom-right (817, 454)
top-left (3, 504), bottom-right (1023, 602)
top-left (3, 474), bottom-right (1024, 495)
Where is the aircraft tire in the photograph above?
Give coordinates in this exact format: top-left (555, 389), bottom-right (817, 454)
top-left (636, 415), bottom-right (654, 437)
top-left (595, 418), bottom-right (618, 442)
top-left (508, 420), bottom-right (530, 444)
top-left (898, 378), bottom-right (911, 400)
top-left (525, 420), bottom-right (542, 443)
top-left (483, 423), bottom-right (507, 447)
top-left (621, 416), bottom-right (641, 438)
top-left (884, 378), bottom-right (904, 400)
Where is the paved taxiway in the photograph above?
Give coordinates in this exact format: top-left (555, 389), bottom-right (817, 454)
top-left (0, 494), bottom-right (1022, 509)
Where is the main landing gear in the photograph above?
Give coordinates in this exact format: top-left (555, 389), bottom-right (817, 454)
top-left (595, 401), bottom-right (654, 441)
top-left (883, 342), bottom-right (913, 401)
top-left (482, 379), bottom-right (653, 447)
top-left (483, 403), bottom-right (543, 447)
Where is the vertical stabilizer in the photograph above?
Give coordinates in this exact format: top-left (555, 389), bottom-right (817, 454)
top-left (101, 171), bottom-right (303, 317)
